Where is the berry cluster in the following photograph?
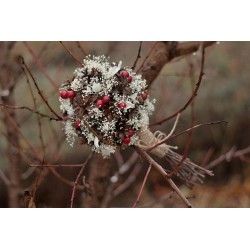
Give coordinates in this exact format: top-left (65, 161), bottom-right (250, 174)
top-left (59, 55), bottom-right (155, 158)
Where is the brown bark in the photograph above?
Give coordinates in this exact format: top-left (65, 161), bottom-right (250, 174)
top-left (81, 155), bottom-right (112, 207)
top-left (0, 42), bottom-right (21, 207)
top-left (141, 41), bottom-right (215, 86)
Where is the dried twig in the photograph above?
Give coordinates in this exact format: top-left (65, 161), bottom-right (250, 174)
top-left (131, 41), bottom-right (142, 70)
top-left (2, 108), bottom-right (42, 160)
top-left (30, 164), bottom-right (89, 168)
top-left (150, 43), bottom-right (206, 127)
top-left (114, 150), bottom-right (125, 168)
top-left (76, 41), bottom-right (88, 56)
top-left (3, 104), bottom-right (84, 192)
top-left (19, 56), bottom-right (62, 120)
top-left (0, 169), bottom-right (10, 186)
top-left (138, 190), bottom-right (175, 208)
top-left (136, 147), bottom-right (193, 208)
top-left (100, 152), bottom-right (140, 207)
top-left (81, 155), bottom-right (112, 208)
top-left (147, 120), bottom-right (228, 153)
top-left (49, 168), bottom-right (84, 190)
top-left (70, 153), bottom-right (93, 208)
top-left (137, 42), bottom-right (159, 73)
top-left (0, 103), bottom-right (61, 121)
top-left (23, 41), bottom-right (58, 90)
top-left (60, 42), bottom-right (83, 66)
top-left (119, 151), bottom-right (139, 174)
top-left (206, 145), bottom-right (250, 170)
top-left (22, 66), bottom-right (46, 158)
top-left (167, 54), bottom-right (199, 178)
top-left (132, 164), bottom-right (152, 208)
top-left (112, 164), bottom-right (143, 198)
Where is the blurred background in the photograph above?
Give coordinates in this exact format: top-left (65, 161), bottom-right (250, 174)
top-left (0, 41), bottom-right (249, 208)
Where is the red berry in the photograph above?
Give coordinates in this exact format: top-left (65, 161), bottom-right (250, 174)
top-left (118, 102), bottom-right (126, 109)
top-left (123, 137), bottom-right (131, 144)
top-left (96, 99), bottom-right (104, 108)
top-left (67, 90), bottom-right (75, 99)
top-left (141, 92), bottom-right (148, 100)
top-left (127, 76), bottom-right (132, 83)
top-left (127, 129), bottom-right (135, 137)
top-left (60, 91), bottom-right (68, 99)
top-left (75, 121), bottom-right (81, 128)
top-left (121, 71), bottom-right (129, 78)
top-left (102, 95), bottom-right (110, 104)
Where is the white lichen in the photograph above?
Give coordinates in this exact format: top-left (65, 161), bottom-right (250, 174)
top-left (64, 120), bottom-right (77, 147)
top-left (59, 98), bottom-right (74, 117)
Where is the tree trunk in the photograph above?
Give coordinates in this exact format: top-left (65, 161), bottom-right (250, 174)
top-left (81, 155), bottom-right (112, 208)
top-left (0, 42), bottom-right (21, 208)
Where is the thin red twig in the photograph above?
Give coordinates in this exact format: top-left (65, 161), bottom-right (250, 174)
top-left (60, 42), bottom-right (83, 66)
top-left (2, 101), bottom-right (85, 193)
top-left (22, 67), bottom-right (46, 157)
top-left (131, 41), bottom-right (142, 70)
top-left (76, 41), bottom-right (88, 56)
top-left (136, 147), bottom-right (192, 208)
top-left (137, 42), bottom-right (159, 73)
top-left (167, 59), bottom-right (197, 178)
top-left (70, 153), bottom-right (93, 208)
top-left (30, 164), bottom-right (88, 168)
top-left (206, 145), bottom-right (250, 170)
top-left (0, 103), bottom-right (61, 121)
top-left (113, 164), bottom-right (143, 198)
top-left (49, 168), bottom-right (84, 190)
top-left (150, 43), bottom-right (205, 127)
top-left (100, 152), bottom-right (140, 207)
top-left (147, 120), bottom-right (228, 153)
top-left (19, 56), bottom-right (63, 120)
top-left (0, 169), bottom-right (10, 186)
top-left (201, 148), bottom-right (214, 167)
top-left (23, 42), bottom-right (58, 90)
top-left (132, 164), bottom-right (152, 208)
top-left (2, 108), bottom-right (42, 160)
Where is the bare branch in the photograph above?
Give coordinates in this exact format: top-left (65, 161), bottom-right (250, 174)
top-left (132, 164), bottom-right (152, 208)
top-left (76, 41), bottom-right (88, 56)
top-left (136, 147), bottom-right (193, 208)
top-left (60, 42), bottom-right (83, 66)
top-left (30, 164), bottom-right (88, 168)
top-left (0, 103), bottom-right (61, 121)
top-left (112, 164), bottom-right (142, 198)
top-left (131, 41), bottom-right (142, 70)
top-left (119, 151), bottom-right (139, 174)
top-left (206, 145), bottom-right (250, 170)
top-left (23, 41), bottom-right (58, 90)
top-left (0, 169), bottom-right (10, 186)
top-left (150, 43), bottom-right (206, 127)
top-left (19, 56), bottom-right (63, 120)
top-left (23, 66), bottom-right (46, 157)
top-left (137, 42), bottom-right (159, 73)
top-left (70, 153), bottom-right (93, 208)
top-left (147, 120), bottom-right (228, 153)
top-left (141, 41), bottom-right (215, 86)
top-left (49, 168), bottom-right (84, 190)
